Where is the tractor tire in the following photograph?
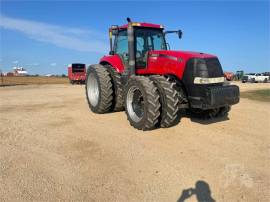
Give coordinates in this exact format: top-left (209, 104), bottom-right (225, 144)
top-left (150, 75), bottom-right (179, 128)
top-left (85, 64), bottom-right (113, 113)
top-left (124, 76), bottom-right (161, 131)
top-left (104, 65), bottom-right (124, 112)
top-left (218, 105), bottom-right (231, 117)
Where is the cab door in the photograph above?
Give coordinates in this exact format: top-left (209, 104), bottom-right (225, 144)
top-left (114, 30), bottom-right (129, 68)
top-left (135, 29), bottom-right (148, 69)
top-left (135, 28), bottom-right (167, 69)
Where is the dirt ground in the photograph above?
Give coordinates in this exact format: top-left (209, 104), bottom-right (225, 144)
top-left (0, 82), bottom-right (269, 202)
top-left (0, 76), bottom-right (69, 86)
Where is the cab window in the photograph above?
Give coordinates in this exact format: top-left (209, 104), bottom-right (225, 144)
top-left (115, 30), bottom-right (128, 66)
top-left (135, 28), bottom-right (166, 67)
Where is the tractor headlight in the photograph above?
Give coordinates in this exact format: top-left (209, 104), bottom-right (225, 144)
top-left (194, 77), bottom-right (225, 84)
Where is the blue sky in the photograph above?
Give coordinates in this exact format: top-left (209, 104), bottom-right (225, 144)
top-left (0, 1), bottom-right (269, 75)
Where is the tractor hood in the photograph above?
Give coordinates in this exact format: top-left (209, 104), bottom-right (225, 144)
top-left (148, 50), bottom-right (217, 61)
top-left (146, 50), bottom-right (223, 84)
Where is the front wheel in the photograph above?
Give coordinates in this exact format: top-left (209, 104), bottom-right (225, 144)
top-left (149, 75), bottom-right (180, 128)
top-left (218, 106), bottom-right (231, 117)
top-left (124, 76), bottom-right (161, 130)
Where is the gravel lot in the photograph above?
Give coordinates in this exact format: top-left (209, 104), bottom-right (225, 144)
top-left (0, 82), bottom-right (269, 202)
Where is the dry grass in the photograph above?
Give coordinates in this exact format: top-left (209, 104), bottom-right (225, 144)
top-left (241, 89), bottom-right (270, 102)
top-left (0, 76), bottom-right (69, 86)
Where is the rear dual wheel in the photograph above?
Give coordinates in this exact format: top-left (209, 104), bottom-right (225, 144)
top-left (85, 65), bottom-right (113, 113)
top-left (86, 64), bottom-right (125, 113)
top-left (104, 65), bottom-right (124, 111)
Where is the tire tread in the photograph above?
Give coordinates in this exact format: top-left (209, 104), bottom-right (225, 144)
top-left (125, 76), bottom-right (161, 130)
top-left (150, 75), bottom-right (180, 127)
top-left (85, 64), bottom-right (113, 113)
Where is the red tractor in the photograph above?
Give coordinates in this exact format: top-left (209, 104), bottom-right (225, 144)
top-left (85, 18), bottom-right (240, 130)
top-left (68, 63), bottom-right (86, 84)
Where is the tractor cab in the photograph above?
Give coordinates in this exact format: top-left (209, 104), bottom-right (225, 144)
top-left (111, 25), bottom-right (167, 68)
top-left (108, 22), bottom-right (181, 71)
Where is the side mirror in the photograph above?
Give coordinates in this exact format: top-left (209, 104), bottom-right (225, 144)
top-left (178, 30), bottom-right (183, 39)
top-left (164, 30), bottom-right (183, 39)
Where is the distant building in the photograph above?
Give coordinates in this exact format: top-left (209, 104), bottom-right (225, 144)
top-left (13, 67), bottom-right (28, 76)
top-left (6, 72), bottom-right (14, 76)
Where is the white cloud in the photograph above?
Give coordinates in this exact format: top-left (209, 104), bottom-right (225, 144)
top-left (50, 63), bottom-right (57, 66)
top-left (0, 15), bottom-right (107, 53)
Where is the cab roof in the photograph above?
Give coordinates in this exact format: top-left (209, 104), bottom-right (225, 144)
top-left (113, 22), bottom-right (164, 30)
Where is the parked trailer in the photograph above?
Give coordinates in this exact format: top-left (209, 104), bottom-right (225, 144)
top-left (68, 63), bottom-right (86, 84)
top-left (224, 72), bottom-right (234, 81)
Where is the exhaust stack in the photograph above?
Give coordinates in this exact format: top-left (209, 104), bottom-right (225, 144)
top-left (124, 17), bottom-right (135, 78)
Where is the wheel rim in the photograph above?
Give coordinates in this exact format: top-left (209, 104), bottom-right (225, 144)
top-left (87, 73), bottom-right (99, 107)
top-left (126, 86), bottom-right (144, 122)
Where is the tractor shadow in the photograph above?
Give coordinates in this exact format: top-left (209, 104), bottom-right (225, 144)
top-left (177, 180), bottom-right (216, 202)
top-left (182, 110), bottom-right (230, 125)
top-left (158, 109), bottom-right (229, 128)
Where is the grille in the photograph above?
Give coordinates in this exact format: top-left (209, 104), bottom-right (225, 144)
top-left (192, 58), bottom-right (224, 78)
top-left (72, 64), bottom-right (85, 73)
top-left (205, 58), bottom-right (223, 77)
